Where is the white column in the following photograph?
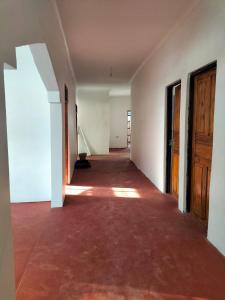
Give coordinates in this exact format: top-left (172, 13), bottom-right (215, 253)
top-left (178, 74), bottom-right (189, 213)
top-left (49, 100), bottom-right (64, 208)
top-left (0, 68), bottom-right (16, 299)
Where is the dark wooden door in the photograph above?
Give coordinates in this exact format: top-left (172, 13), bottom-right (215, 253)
top-left (170, 84), bottom-right (181, 198)
top-left (65, 85), bottom-right (69, 184)
top-left (75, 104), bottom-right (78, 154)
top-left (190, 67), bottom-right (216, 221)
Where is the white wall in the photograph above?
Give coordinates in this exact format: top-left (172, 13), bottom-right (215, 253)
top-left (131, 0), bottom-right (225, 256)
top-left (78, 88), bottom-right (131, 154)
top-left (110, 96), bottom-right (131, 148)
top-left (4, 46), bottom-right (51, 203)
top-left (0, 1), bottom-right (77, 298)
top-left (78, 89), bottom-right (110, 155)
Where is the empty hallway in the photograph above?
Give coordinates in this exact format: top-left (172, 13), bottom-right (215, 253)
top-left (1, 1), bottom-right (225, 299)
top-left (12, 151), bottom-right (225, 300)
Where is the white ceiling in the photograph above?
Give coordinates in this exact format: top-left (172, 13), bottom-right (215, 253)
top-left (56, 0), bottom-right (198, 84)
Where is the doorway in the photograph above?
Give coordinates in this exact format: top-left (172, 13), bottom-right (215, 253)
top-left (127, 110), bottom-right (132, 148)
top-left (187, 63), bottom-right (217, 224)
top-left (166, 81), bottom-right (181, 199)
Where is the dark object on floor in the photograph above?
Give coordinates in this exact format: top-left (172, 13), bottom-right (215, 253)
top-left (75, 157), bottom-right (91, 169)
top-left (79, 152), bottom-right (87, 160)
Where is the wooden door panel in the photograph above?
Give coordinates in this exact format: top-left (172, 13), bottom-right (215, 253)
top-left (190, 67), bottom-right (216, 222)
top-left (191, 163), bottom-right (205, 218)
top-left (195, 77), bottom-right (211, 135)
top-left (171, 84), bottom-right (181, 198)
top-left (173, 92), bottom-right (180, 132)
top-left (210, 74), bottom-right (216, 135)
top-left (191, 163), bottom-right (209, 219)
top-left (194, 143), bottom-right (212, 162)
top-left (206, 167), bottom-right (211, 220)
top-left (172, 132), bottom-right (180, 152)
top-left (171, 152), bottom-right (179, 196)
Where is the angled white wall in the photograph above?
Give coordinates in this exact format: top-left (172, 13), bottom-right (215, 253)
top-left (4, 46), bottom-right (51, 203)
top-left (131, 0), bottom-right (225, 256)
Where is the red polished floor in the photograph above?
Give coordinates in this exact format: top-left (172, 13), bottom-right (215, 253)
top-left (12, 151), bottom-right (225, 299)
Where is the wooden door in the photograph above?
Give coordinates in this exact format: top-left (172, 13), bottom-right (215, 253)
top-left (65, 85), bottom-right (69, 184)
top-left (190, 67), bottom-right (216, 222)
top-left (170, 84), bottom-right (181, 198)
top-left (75, 104), bottom-right (78, 155)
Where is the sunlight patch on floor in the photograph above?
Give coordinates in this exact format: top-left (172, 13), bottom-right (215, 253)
top-left (112, 187), bottom-right (140, 198)
top-left (60, 282), bottom-right (210, 300)
top-left (65, 185), bottom-right (141, 198)
top-left (66, 185), bottom-right (93, 196)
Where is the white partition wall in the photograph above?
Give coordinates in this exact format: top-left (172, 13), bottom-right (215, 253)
top-left (4, 44), bottom-right (65, 208)
top-left (4, 46), bottom-right (51, 203)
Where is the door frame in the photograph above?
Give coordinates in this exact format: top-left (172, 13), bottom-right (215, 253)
top-left (165, 80), bottom-right (181, 194)
top-left (186, 61), bottom-right (217, 212)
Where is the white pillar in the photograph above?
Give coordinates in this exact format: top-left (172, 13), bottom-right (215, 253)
top-left (0, 68), bottom-right (16, 299)
top-left (49, 97), bottom-right (64, 208)
top-left (178, 75), bottom-right (189, 213)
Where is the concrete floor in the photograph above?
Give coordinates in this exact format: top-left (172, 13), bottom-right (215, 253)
top-left (12, 150), bottom-right (225, 299)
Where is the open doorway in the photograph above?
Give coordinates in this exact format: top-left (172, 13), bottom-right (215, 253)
top-left (187, 62), bottom-right (217, 226)
top-left (165, 81), bottom-right (181, 200)
top-left (127, 110), bottom-right (132, 149)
